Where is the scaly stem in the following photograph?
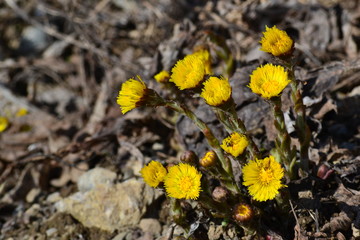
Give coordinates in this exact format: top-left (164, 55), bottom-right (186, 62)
top-left (165, 100), bottom-right (240, 192)
top-left (287, 65), bottom-right (310, 173)
top-left (270, 97), bottom-right (296, 178)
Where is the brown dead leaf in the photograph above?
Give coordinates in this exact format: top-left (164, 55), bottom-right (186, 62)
top-left (320, 211), bottom-right (352, 233)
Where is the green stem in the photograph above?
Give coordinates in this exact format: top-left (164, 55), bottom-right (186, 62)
top-left (287, 66), bottom-right (310, 173)
top-left (270, 97), bottom-right (296, 178)
top-left (165, 100), bottom-right (238, 190)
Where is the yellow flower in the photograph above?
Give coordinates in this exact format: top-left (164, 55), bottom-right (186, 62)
top-left (164, 163), bottom-right (202, 200)
top-left (220, 132), bottom-right (249, 157)
top-left (170, 54), bottom-right (206, 90)
top-left (199, 150), bottom-right (217, 167)
top-left (249, 64), bottom-right (290, 99)
top-left (242, 155), bottom-right (285, 202)
top-left (16, 108), bottom-right (28, 117)
top-left (260, 25), bottom-right (293, 56)
top-left (201, 76), bottom-right (231, 106)
top-left (192, 49), bottom-right (212, 74)
top-left (140, 161), bottom-right (167, 188)
top-left (117, 76), bottom-right (147, 114)
top-left (154, 70), bottom-right (170, 83)
top-left (233, 203), bottom-right (253, 222)
top-left (0, 116), bottom-right (9, 132)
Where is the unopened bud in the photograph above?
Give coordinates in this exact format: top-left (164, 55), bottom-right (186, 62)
top-left (199, 150), bottom-right (217, 167)
top-left (233, 203), bottom-right (253, 223)
top-left (317, 163), bottom-right (334, 180)
top-left (180, 151), bottom-right (198, 164)
top-left (212, 186), bottom-right (229, 202)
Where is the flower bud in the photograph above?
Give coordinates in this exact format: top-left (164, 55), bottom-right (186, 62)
top-left (180, 151), bottom-right (198, 164)
top-left (199, 150), bottom-right (217, 167)
top-left (212, 186), bottom-right (229, 202)
top-left (233, 203), bottom-right (253, 223)
top-left (317, 163), bottom-right (334, 180)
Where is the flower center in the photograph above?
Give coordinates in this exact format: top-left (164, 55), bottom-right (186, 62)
top-left (261, 80), bottom-right (279, 93)
top-left (259, 168), bottom-right (274, 185)
top-left (179, 176), bottom-right (193, 193)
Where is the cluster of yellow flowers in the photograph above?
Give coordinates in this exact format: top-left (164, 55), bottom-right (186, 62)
top-left (117, 26), bottom-right (295, 208)
top-left (140, 160), bottom-right (202, 200)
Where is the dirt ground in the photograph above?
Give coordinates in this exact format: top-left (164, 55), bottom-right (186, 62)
top-left (0, 0), bottom-right (360, 239)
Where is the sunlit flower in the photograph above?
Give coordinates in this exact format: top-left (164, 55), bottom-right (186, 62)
top-left (201, 76), bottom-right (231, 106)
top-left (199, 150), bottom-right (217, 167)
top-left (0, 116), bottom-right (9, 132)
top-left (192, 49), bottom-right (212, 74)
top-left (249, 64), bottom-right (290, 99)
top-left (164, 163), bottom-right (202, 200)
top-left (140, 161), bottom-right (167, 188)
top-left (233, 203), bottom-right (253, 222)
top-left (170, 54), bottom-right (206, 90)
top-left (221, 132), bottom-right (249, 157)
top-left (154, 70), bottom-right (170, 83)
top-left (117, 76), bottom-right (147, 114)
top-left (242, 155), bottom-right (285, 202)
top-left (260, 25), bottom-right (293, 56)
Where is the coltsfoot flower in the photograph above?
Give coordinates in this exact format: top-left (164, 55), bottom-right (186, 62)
top-left (0, 116), bottom-right (9, 132)
top-left (201, 76), bottom-right (231, 106)
top-left (140, 161), bottom-right (167, 188)
top-left (117, 76), bottom-right (147, 114)
top-left (233, 203), bottom-right (253, 223)
top-left (154, 70), bottom-right (170, 83)
top-left (260, 25), bottom-right (293, 57)
top-left (164, 163), bottom-right (202, 200)
top-left (199, 150), bottom-right (217, 167)
top-left (192, 49), bottom-right (212, 75)
top-left (242, 155), bottom-right (285, 202)
top-left (170, 54), bottom-right (207, 90)
top-left (220, 132), bottom-right (249, 157)
top-left (249, 64), bottom-right (290, 99)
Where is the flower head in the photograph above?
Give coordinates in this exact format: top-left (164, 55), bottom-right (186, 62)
top-left (117, 76), bottom-right (147, 114)
top-left (0, 116), bottom-right (9, 132)
top-left (164, 163), bottom-right (202, 200)
top-left (242, 155), bottom-right (285, 201)
top-left (154, 70), bottom-right (170, 83)
top-left (249, 64), bottom-right (290, 99)
top-left (170, 54), bottom-right (207, 90)
top-left (201, 76), bottom-right (231, 106)
top-left (260, 25), bottom-right (293, 57)
top-left (192, 49), bottom-right (212, 74)
top-left (140, 161), bottom-right (167, 188)
top-left (221, 132), bottom-right (249, 157)
top-left (199, 150), bottom-right (217, 167)
top-left (233, 203), bottom-right (253, 222)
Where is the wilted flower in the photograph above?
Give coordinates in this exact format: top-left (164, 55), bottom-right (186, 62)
top-left (242, 155), bottom-right (285, 202)
top-left (154, 70), bottom-right (170, 83)
top-left (260, 25), bottom-right (293, 57)
top-left (140, 161), bottom-right (167, 188)
top-left (233, 203), bottom-right (253, 222)
top-left (212, 186), bottom-right (229, 202)
top-left (164, 163), bottom-right (202, 200)
top-left (201, 76), bottom-right (232, 106)
top-left (220, 132), bottom-right (249, 157)
top-left (249, 64), bottom-right (290, 99)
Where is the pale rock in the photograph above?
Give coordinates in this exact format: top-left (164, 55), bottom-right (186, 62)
top-left (139, 218), bottom-right (162, 236)
top-left (46, 228), bottom-right (57, 237)
top-left (77, 167), bottom-right (117, 192)
top-left (55, 179), bottom-right (162, 232)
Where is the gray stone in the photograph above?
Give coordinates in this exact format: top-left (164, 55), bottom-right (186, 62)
top-left (139, 218), bottom-right (162, 237)
top-left (77, 167), bottom-right (117, 192)
top-left (55, 179), bottom-right (163, 232)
